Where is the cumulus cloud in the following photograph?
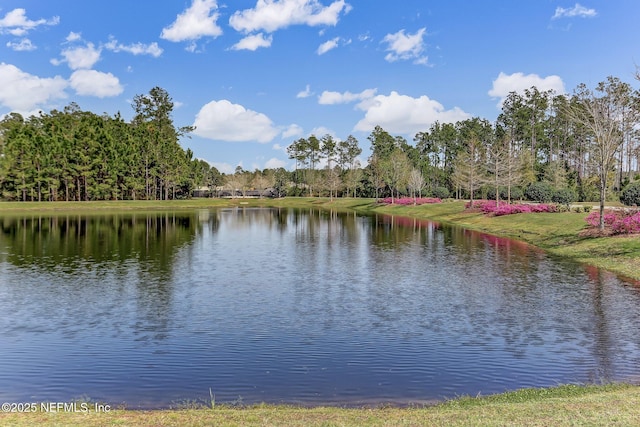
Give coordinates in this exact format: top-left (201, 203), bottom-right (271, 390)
top-left (211, 162), bottom-right (237, 174)
top-left (552, 3), bottom-right (597, 19)
top-left (66, 31), bottom-right (82, 42)
top-left (0, 8), bottom-right (59, 37)
top-left (193, 99), bottom-right (280, 143)
top-left (318, 88), bottom-right (377, 104)
top-left (231, 33), bottom-right (273, 51)
top-left (161, 0), bottom-right (222, 42)
top-left (229, 0), bottom-right (351, 33)
top-left (265, 157), bottom-right (287, 169)
top-left (488, 72), bottom-right (565, 106)
top-left (282, 124), bottom-right (304, 138)
top-left (104, 37), bottom-right (163, 57)
top-left (0, 63), bottom-right (67, 111)
top-left (69, 69), bottom-right (123, 97)
top-left (354, 91), bottom-right (470, 135)
top-left (6, 38), bottom-right (35, 51)
top-left (296, 84), bottom-right (313, 98)
top-left (53, 43), bottom-right (101, 70)
top-left (317, 37), bottom-right (339, 55)
top-left (309, 126), bottom-right (335, 137)
top-left (382, 28), bottom-right (428, 64)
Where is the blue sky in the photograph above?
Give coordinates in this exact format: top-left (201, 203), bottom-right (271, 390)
top-left (1, 1), bottom-right (639, 174)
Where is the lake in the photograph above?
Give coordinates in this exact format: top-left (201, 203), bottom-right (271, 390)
top-left (1, 207), bottom-right (639, 408)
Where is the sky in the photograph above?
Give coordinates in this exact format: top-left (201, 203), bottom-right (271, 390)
top-left (1, 1), bottom-right (639, 174)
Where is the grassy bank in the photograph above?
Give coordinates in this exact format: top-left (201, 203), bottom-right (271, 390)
top-left (1, 384), bottom-right (639, 426)
top-left (0, 197), bottom-right (639, 280)
top-left (365, 199), bottom-right (640, 282)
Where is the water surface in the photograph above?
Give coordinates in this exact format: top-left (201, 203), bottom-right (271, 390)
top-left (0, 208), bottom-right (639, 408)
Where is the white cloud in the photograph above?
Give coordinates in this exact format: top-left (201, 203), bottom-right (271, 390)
top-left (318, 88), bottom-right (376, 104)
top-left (282, 124), bottom-right (304, 138)
top-left (382, 28), bottom-right (428, 64)
top-left (55, 43), bottom-right (101, 70)
top-left (0, 8), bottom-right (59, 37)
top-left (104, 37), bottom-right (163, 57)
top-left (66, 32), bottom-right (82, 42)
top-left (317, 37), bottom-right (339, 55)
top-left (229, 0), bottom-right (351, 33)
top-left (354, 91), bottom-right (470, 135)
top-left (193, 99), bottom-right (280, 143)
top-left (552, 3), bottom-right (597, 19)
top-left (69, 69), bottom-right (123, 97)
top-left (186, 41), bottom-right (198, 53)
top-left (296, 84), bottom-right (313, 98)
top-left (6, 38), bottom-right (35, 51)
top-left (161, 0), bottom-right (223, 42)
top-left (265, 157), bottom-right (287, 169)
top-left (488, 72), bottom-right (565, 106)
top-left (309, 126), bottom-right (335, 137)
top-left (0, 63), bottom-right (67, 111)
top-left (211, 162), bottom-right (237, 174)
top-left (231, 33), bottom-right (273, 51)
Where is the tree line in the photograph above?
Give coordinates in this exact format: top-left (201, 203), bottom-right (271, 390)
top-left (0, 87), bottom-right (221, 201)
top-left (273, 75), bottom-right (639, 229)
top-left (1, 77), bottom-right (639, 224)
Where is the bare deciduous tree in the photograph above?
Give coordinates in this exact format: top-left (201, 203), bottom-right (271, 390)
top-left (565, 77), bottom-right (632, 231)
top-left (407, 168), bottom-right (425, 203)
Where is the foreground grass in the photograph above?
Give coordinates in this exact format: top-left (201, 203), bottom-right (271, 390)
top-left (1, 384), bottom-right (639, 426)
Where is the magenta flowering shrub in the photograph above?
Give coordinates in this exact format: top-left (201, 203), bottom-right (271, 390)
top-left (464, 200), bottom-right (500, 210)
top-left (378, 197), bottom-right (442, 205)
top-left (585, 210), bottom-right (619, 228)
top-left (585, 209), bottom-right (640, 234)
top-left (465, 199), bottom-right (557, 216)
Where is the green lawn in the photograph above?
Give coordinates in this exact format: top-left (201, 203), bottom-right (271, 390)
top-left (369, 200), bottom-right (640, 281)
top-left (1, 384), bottom-right (639, 426)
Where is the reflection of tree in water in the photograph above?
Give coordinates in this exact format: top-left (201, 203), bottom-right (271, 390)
top-left (368, 214), bottom-right (431, 250)
top-left (581, 265), bottom-right (640, 383)
top-left (0, 212), bottom-right (205, 343)
top-left (0, 213), bottom-right (199, 267)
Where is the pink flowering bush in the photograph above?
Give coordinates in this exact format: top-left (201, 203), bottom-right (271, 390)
top-left (465, 199), bottom-right (557, 216)
top-left (585, 209), bottom-right (640, 234)
top-left (585, 210), bottom-right (619, 228)
top-left (464, 199), bottom-right (500, 210)
top-left (465, 200), bottom-right (558, 216)
top-left (378, 197), bottom-right (442, 205)
top-left (492, 203), bottom-right (556, 216)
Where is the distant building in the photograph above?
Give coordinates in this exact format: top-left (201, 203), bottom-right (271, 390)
top-left (193, 186), bottom-right (279, 198)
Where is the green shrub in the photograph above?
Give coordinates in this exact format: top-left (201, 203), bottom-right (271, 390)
top-left (486, 186), bottom-right (498, 200)
top-left (432, 186), bottom-right (450, 199)
top-left (620, 181), bottom-right (640, 206)
top-left (525, 182), bottom-right (554, 203)
top-left (487, 186), bottom-right (523, 201)
top-left (552, 188), bottom-right (577, 207)
top-left (508, 187), bottom-right (524, 201)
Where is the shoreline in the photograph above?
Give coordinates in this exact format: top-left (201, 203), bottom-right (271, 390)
top-left (1, 197), bottom-right (639, 281)
top-left (0, 383), bottom-right (639, 426)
